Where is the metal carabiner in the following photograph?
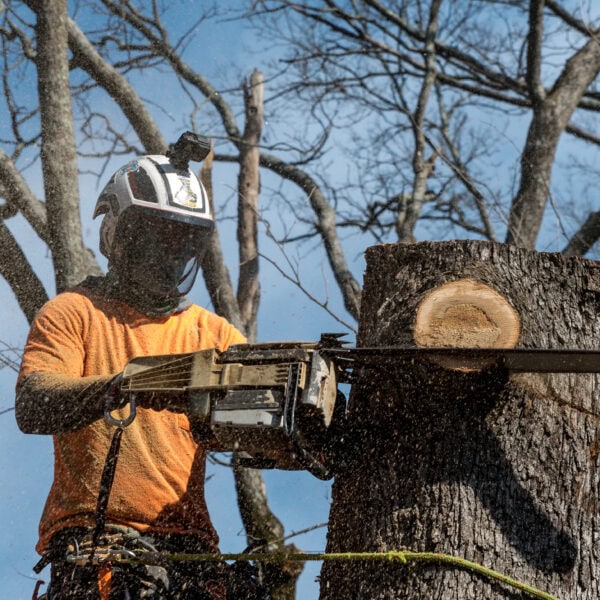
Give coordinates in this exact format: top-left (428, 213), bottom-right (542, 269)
top-left (104, 394), bottom-right (137, 428)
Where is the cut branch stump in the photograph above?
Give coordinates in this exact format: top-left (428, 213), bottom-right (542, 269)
top-left (320, 240), bottom-right (600, 600)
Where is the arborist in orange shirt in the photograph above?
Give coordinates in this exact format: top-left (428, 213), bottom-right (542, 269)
top-left (16, 142), bottom-right (261, 599)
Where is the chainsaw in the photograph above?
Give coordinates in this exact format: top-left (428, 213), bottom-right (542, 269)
top-left (113, 335), bottom-right (344, 479)
top-left (108, 334), bottom-right (600, 480)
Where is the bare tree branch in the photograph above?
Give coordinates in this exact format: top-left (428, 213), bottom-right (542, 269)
top-left (507, 19), bottom-right (600, 248)
top-left (562, 211), bottom-right (600, 256)
top-left (0, 148), bottom-right (48, 242)
top-left (0, 220), bottom-right (48, 323)
top-left (233, 463), bottom-right (284, 548)
top-left (259, 250), bottom-right (357, 333)
top-left (99, 0), bottom-right (243, 144)
top-left (66, 16), bottom-right (166, 154)
top-left (435, 90), bottom-right (498, 242)
top-left (199, 148), bottom-right (245, 331)
top-left (566, 122), bottom-right (600, 146)
top-left (237, 70), bottom-right (263, 341)
top-left (397, 0), bottom-right (441, 242)
top-left (527, 0), bottom-right (546, 105)
top-left (546, 0), bottom-right (600, 36)
top-left (259, 152), bottom-right (361, 320)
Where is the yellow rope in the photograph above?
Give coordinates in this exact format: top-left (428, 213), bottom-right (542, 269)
top-left (131, 549), bottom-right (559, 600)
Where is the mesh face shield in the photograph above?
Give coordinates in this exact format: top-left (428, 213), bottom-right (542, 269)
top-left (110, 208), bottom-right (212, 301)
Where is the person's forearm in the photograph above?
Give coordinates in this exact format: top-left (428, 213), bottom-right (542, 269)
top-left (16, 372), bottom-right (114, 434)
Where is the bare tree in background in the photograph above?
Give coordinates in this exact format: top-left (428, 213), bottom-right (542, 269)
top-left (1, 1), bottom-right (600, 598)
top-left (247, 0), bottom-right (600, 252)
top-left (241, 3), bottom-right (600, 597)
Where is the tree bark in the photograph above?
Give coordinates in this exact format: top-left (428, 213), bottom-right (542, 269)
top-left (0, 148), bottom-right (48, 243)
top-left (398, 0), bottom-right (440, 243)
top-left (0, 222), bottom-right (48, 324)
top-left (506, 16), bottom-right (600, 248)
top-left (321, 240), bottom-right (600, 599)
top-left (34, 0), bottom-right (100, 291)
top-left (237, 69), bottom-right (263, 342)
top-left (563, 211), bottom-right (600, 257)
top-left (199, 148), bottom-right (245, 332)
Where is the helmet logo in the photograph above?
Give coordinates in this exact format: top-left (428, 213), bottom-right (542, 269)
top-left (118, 160), bottom-right (141, 175)
top-left (173, 176), bottom-right (198, 208)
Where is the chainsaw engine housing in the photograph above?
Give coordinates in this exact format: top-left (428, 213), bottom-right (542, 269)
top-left (121, 342), bottom-right (338, 478)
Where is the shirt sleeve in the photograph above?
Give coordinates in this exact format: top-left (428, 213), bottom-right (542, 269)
top-left (199, 308), bottom-right (246, 351)
top-left (218, 320), bottom-right (247, 350)
top-left (17, 293), bottom-right (88, 386)
top-left (215, 319), bottom-right (247, 350)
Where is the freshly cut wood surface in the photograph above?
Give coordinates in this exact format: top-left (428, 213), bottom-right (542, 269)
top-left (414, 278), bottom-right (520, 370)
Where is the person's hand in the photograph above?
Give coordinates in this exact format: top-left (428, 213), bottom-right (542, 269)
top-left (104, 374), bottom-right (187, 413)
top-left (103, 373), bottom-right (125, 410)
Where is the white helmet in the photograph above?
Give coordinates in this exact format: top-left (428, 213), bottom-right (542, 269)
top-left (93, 154), bottom-right (213, 260)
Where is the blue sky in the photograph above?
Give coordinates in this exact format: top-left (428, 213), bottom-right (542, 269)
top-left (1, 2), bottom-right (599, 599)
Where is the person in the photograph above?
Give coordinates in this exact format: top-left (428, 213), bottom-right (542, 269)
top-left (15, 151), bottom-right (255, 599)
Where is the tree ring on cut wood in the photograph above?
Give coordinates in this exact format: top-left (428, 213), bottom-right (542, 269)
top-left (413, 278), bottom-right (520, 371)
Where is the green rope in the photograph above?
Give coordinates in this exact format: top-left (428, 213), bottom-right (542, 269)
top-left (130, 549), bottom-right (559, 600)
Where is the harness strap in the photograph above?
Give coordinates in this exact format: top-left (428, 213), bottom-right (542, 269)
top-left (91, 426), bottom-right (124, 557)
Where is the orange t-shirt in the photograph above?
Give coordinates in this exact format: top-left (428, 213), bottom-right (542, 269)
top-left (17, 284), bottom-right (245, 554)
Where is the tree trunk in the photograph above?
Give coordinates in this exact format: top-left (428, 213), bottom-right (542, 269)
top-left (237, 69), bottom-right (263, 341)
top-left (505, 28), bottom-right (600, 249)
top-left (232, 69), bottom-right (304, 600)
top-left (35, 0), bottom-right (101, 291)
top-left (320, 240), bottom-right (600, 599)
